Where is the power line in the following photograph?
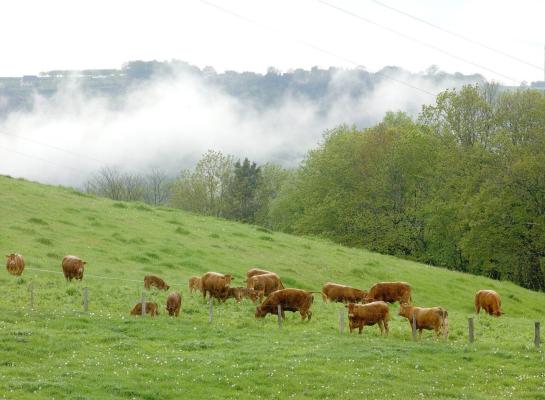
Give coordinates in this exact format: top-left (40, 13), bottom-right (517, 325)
top-left (371, 0), bottom-right (544, 73)
top-left (197, 0), bottom-right (437, 97)
top-left (1, 131), bottom-right (105, 165)
top-left (316, 0), bottom-right (521, 84)
top-left (0, 143), bottom-right (86, 174)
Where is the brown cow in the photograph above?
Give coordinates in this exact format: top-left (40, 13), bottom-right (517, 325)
top-left (240, 287), bottom-right (265, 303)
top-left (219, 287), bottom-right (264, 303)
top-left (475, 290), bottom-right (502, 317)
top-left (6, 253), bottom-right (24, 276)
top-left (347, 301), bottom-right (389, 335)
top-left (61, 255), bottom-right (86, 281)
top-left (246, 268), bottom-right (278, 279)
top-left (201, 272), bottom-right (233, 300)
top-left (398, 303), bottom-right (448, 339)
top-left (255, 289), bottom-right (315, 321)
top-left (247, 273), bottom-right (284, 296)
top-left (322, 282), bottom-right (368, 303)
top-left (367, 282), bottom-right (412, 304)
top-left (188, 276), bottom-right (202, 295)
top-left (144, 275), bottom-right (170, 291)
top-left (166, 292), bottom-right (182, 316)
top-left (219, 287), bottom-right (243, 302)
top-left (130, 302), bottom-right (158, 317)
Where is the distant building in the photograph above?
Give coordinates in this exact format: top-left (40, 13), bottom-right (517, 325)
top-left (530, 81), bottom-right (545, 89)
top-left (20, 75), bottom-right (39, 87)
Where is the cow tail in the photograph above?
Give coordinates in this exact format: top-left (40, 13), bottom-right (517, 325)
top-left (442, 310), bottom-right (449, 339)
top-left (321, 291), bottom-right (327, 303)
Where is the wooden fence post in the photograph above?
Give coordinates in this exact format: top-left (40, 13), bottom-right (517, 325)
top-left (209, 299), bottom-right (213, 323)
top-left (468, 317), bottom-right (474, 343)
top-left (277, 304), bottom-right (282, 330)
top-left (28, 282), bottom-right (34, 309)
top-left (412, 311), bottom-right (417, 340)
top-left (83, 287), bottom-right (88, 312)
top-left (140, 292), bottom-right (146, 316)
top-left (535, 321), bottom-right (541, 348)
top-left (339, 309), bottom-right (344, 334)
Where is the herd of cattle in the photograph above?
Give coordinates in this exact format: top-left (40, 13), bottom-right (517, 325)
top-left (5, 252), bottom-right (504, 338)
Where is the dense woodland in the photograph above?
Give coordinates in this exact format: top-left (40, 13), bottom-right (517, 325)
top-left (85, 83), bottom-right (545, 291)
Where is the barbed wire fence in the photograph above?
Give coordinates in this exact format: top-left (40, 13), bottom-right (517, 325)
top-left (1, 267), bottom-right (542, 347)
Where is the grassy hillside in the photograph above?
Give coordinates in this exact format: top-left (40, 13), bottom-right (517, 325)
top-left (0, 175), bottom-right (544, 399)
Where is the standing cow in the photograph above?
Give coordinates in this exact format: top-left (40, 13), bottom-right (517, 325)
top-left (398, 303), bottom-right (448, 339)
top-left (367, 282), bottom-right (412, 304)
top-left (246, 268), bottom-right (278, 279)
top-left (322, 282), bottom-right (368, 303)
top-left (61, 255), bottom-right (86, 281)
top-left (247, 273), bottom-right (284, 296)
top-left (6, 253), bottom-right (25, 276)
top-left (347, 301), bottom-right (390, 335)
top-left (475, 290), bottom-right (502, 317)
top-left (255, 289), bottom-right (315, 321)
top-left (201, 272), bottom-right (233, 300)
top-left (130, 302), bottom-right (158, 317)
top-left (188, 276), bottom-right (202, 295)
top-left (166, 292), bottom-right (182, 316)
top-left (144, 275), bottom-right (170, 291)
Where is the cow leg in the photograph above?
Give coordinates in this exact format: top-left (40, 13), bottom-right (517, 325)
top-left (378, 320), bottom-right (384, 335)
top-left (419, 329), bottom-right (423, 340)
top-left (384, 320), bottom-right (389, 336)
top-left (307, 310), bottom-right (312, 321)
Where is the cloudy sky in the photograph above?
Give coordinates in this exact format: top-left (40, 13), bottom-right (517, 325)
top-left (1, 0), bottom-right (544, 186)
top-left (1, 0), bottom-right (544, 83)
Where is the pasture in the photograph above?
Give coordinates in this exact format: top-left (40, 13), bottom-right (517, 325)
top-left (1, 175), bottom-right (544, 399)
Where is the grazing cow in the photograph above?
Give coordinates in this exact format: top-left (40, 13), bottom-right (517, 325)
top-left (255, 288), bottom-right (315, 321)
top-left (166, 292), bottom-right (182, 316)
top-left (246, 273), bottom-right (284, 296)
top-left (61, 255), bottom-right (86, 281)
top-left (398, 303), bottom-right (448, 339)
top-left (5, 253), bottom-right (24, 276)
top-left (367, 282), bottom-right (412, 304)
top-left (240, 287), bottom-right (264, 303)
top-left (346, 301), bottom-right (389, 335)
top-left (321, 282), bottom-right (368, 303)
top-left (201, 272), bottom-right (233, 300)
top-left (219, 287), bottom-right (264, 303)
top-left (130, 302), bottom-right (158, 317)
top-left (144, 275), bottom-right (170, 291)
top-left (475, 290), bottom-right (502, 317)
top-left (188, 276), bottom-right (202, 295)
top-left (246, 268), bottom-right (278, 279)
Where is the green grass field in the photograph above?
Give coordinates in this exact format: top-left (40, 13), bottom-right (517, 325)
top-left (1, 175), bottom-right (544, 399)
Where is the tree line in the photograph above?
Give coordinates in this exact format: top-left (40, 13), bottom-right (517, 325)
top-left (86, 84), bottom-right (545, 291)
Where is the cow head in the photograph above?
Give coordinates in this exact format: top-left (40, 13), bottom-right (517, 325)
top-left (398, 302), bottom-right (412, 318)
top-left (255, 305), bottom-right (267, 318)
top-left (225, 274), bottom-right (233, 285)
top-left (6, 254), bottom-right (15, 263)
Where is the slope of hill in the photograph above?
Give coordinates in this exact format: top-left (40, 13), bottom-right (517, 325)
top-left (0, 175), bottom-right (544, 399)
